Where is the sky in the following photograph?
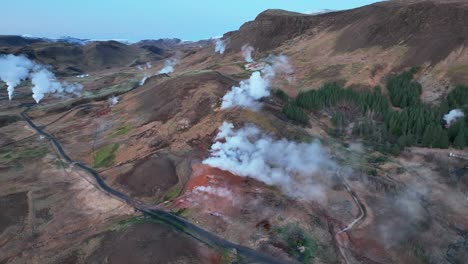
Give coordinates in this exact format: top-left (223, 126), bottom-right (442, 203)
top-left (1, 0), bottom-right (381, 42)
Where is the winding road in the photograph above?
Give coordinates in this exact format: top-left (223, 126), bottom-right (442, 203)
top-left (20, 106), bottom-right (291, 264)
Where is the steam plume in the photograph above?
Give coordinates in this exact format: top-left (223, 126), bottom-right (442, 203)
top-left (444, 109), bottom-right (465, 126)
top-left (108, 96), bottom-right (119, 107)
top-left (30, 68), bottom-right (83, 103)
top-left (0, 54), bottom-right (82, 103)
top-left (264, 55), bottom-right (294, 76)
top-left (139, 74), bottom-right (149, 86)
top-left (214, 39), bottom-right (226, 54)
top-left (221, 55), bottom-right (293, 110)
top-left (0, 55), bottom-right (34, 100)
top-left (241, 45), bottom-right (254, 63)
top-left (203, 122), bottom-right (335, 200)
top-left (378, 184), bottom-right (429, 248)
top-left (221, 71), bottom-right (268, 110)
top-left (193, 186), bottom-right (233, 199)
top-left (158, 58), bottom-right (178, 74)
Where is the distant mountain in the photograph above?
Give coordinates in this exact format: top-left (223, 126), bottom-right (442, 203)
top-left (0, 36), bottom-right (170, 75)
top-left (51, 36), bottom-right (91, 46)
top-left (0, 35), bottom-right (44, 47)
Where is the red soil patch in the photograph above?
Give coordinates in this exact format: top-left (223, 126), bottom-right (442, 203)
top-left (172, 164), bottom-right (265, 220)
top-left (186, 164), bottom-right (247, 191)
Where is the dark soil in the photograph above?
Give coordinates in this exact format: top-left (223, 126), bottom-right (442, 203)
top-left (85, 222), bottom-right (208, 264)
top-left (118, 155), bottom-right (178, 198)
top-left (0, 192), bottom-right (28, 233)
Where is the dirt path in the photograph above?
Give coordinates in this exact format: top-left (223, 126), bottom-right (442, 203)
top-left (334, 170), bottom-right (368, 264)
top-left (338, 179), bottom-right (366, 234)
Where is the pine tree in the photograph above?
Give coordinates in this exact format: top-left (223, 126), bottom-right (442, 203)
top-left (282, 102), bottom-right (308, 125)
top-left (422, 125), bottom-right (435, 147)
top-left (453, 125), bottom-right (467, 149)
top-left (449, 121), bottom-right (463, 143)
top-left (436, 129), bottom-right (450, 149)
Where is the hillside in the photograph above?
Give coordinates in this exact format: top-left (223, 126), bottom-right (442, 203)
top-left (220, 0), bottom-right (468, 96)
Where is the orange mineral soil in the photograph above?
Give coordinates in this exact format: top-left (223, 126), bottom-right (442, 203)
top-left (172, 164), bottom-right (265, 217)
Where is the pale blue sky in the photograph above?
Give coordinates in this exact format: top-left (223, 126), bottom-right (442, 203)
top-left (1, 0), bottom-right (381, 41)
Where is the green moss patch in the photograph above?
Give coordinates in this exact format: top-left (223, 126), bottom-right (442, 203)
top-left (108, 124), bottom-right (133, 139)
top-left (93, 143), bottom-right (119, 168)
top-left (108, 215), bottom-right (147, 231)
top-left (273, 224), bottom-right (318, 263)
top-left (163, 186), bottom-right (182, 202)
top-left (1, 146), bottom-right (48, 163)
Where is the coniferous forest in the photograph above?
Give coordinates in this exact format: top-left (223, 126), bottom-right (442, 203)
top-left (281, 69), bottom-right (468, 153)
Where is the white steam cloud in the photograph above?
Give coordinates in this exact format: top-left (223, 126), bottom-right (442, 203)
top-left (241, 45), bottom-right (254, 63)
top-left (158, 58), bottom-right (178, 74)
top-left (30, 68), bottom-right (82, 103)
top-left (0, 55), bottom-right (34, 100)
top-left (139, 74), bottom-right (149, 86)
top-left (444, 109), bottom-right (465, 126)
top-left (108, 96), bottom-right (119, 107)
top-left (0, 54), bottom-right (83, 103)
top-left (221, 71), bottom-right (268, 110)
top-left (377, 184), bottom-right (429, 248)
top-left (214, 39), bottom-right (226, 54)
top-left (203, 122), bottom-right (336, 200)
top-left (265, 55), bottom-right (294, 76)
top-left (221, 55), bottom-right (293, 110)
top-left (193, 186), bottom-right (233, 199)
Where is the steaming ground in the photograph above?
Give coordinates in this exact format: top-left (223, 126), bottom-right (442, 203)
top-left (0, 54), bottom-right (82, 103)
top-left (203, 122), bottom-right (336, 201)
top-left (221, 54), bottom-right (293, 110)
top-left (214, 38), bottom-right (226, 54)
top-left (241, 45), bottom-right (254, 63)
top-left (444, 109), bottom-right (465, 126)
top-left (158, 58), bottom-right (178, 74)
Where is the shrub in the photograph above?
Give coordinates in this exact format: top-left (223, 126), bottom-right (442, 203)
top-left (274, 89), bottom-right (289, 101)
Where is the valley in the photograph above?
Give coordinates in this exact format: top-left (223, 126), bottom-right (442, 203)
top-left (1, 1), bottom-right (468, 263)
